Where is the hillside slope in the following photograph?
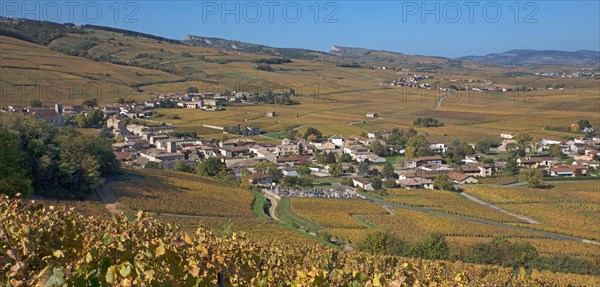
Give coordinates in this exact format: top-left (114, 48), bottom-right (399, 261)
top-left (3, 195), bottom-right (598, 286)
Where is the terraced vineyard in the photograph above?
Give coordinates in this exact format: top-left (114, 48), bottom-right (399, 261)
top-left (4, 195), bottom-right (600, 286)
top-left (108, 169), bottom-right (318, 245)
top-left (385, 189), bottom-right (524, 223)
top-left (290, 198), bottom-right (388, 229)
top-left (464, 183), bottom-right (600, 241)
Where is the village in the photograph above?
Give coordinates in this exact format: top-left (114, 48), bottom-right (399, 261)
top-left (2, 94), bottom-right (599, 199)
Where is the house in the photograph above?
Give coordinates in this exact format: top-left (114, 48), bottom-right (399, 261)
top-left (276, 143), bottom-right (300, 156)
top-left (219, 146), bottom-right (250, 157)
top-left (501, 132), bottom-right (516, 139)
top-left (397, 177), bottom-right (434, 189)
top-left (107, 116), bottom-right (125, 130)
top-left (517, 157), bottom-right (557, 168)
top-left (22, 109), bottom-right (65, 127)
top-left (140, 149), bottom-right (185, 162)
top-left (248, 173), bottom-right (273, 185)
top-left (447, 171), bottom-right (479, 184)
top-left (405, 156), bottom-right (444, 168)
top-left (352, 178), bottom-right (374, 191)
top-left (330, 136), bottom-right (344, 147)
top-left (124, 135), bottom-right (141, 143)
top-left (461, 163), bottom-right (495, 177)
top-left (281, 167), bottom-right (298, 177)
top-left (419, 163), bottom-right (453, 172)
top-left (356, 153), bottom-right (386, 163)
top-left (185, 101), bottom-right (203, 109)
top-left (204, 98), bottom-right (226, 108)
top-left (275, 156), bottom-right (305, 166)
top-left (549, 165), bottom-right (587, 177)
top-left (428, 142), bottom-right (447, 154)
top-left (115, 152), bottom-right (135, 165)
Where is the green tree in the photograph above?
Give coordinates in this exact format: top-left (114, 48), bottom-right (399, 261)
top-left (296, 166), bottom-right (311, 176)
top-left (514, 133), bottom-right (533, 151)
top-left (328, 163), bottom-right (343, 177)
top-left (175, 161), bottom-right (194, 173)
top-left (381, 162), bottom-right (395, 179)
top-left (371, 177), bottom-right (382, 190)
top-left (476, 138), bottom-right (498, 154)
top-left (195, 157), bottom-right (226, 177)
top-left (411, 233), bottom-right (449, 260)
top-left (298, 175), bottom-right (314, 187)
top-left (82, 98), bottom-right (98, 108)
top-left (357, 162), bottom-right (370, 177)
top-left (303, 127), bottom-right (323, 141)
top-left (337, 153), bottom-right (352, 163)
top-left (186, 86), bottom-right (199, 93)
top-left (548, 144), bottom-right (563, 158)
top-left (433, 174), bottom-right (454, 191)
top-left (0, 128), bottom-right (33, 197)
top-left (369, 140), bottom-right (388, 156)
top-left (520, 168), bottom-right (545, 188)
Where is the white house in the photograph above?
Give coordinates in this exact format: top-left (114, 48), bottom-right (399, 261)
top-left (330, 136), bottom-right (344, 147)
top-left (352, 178), bottom-right (374, 191)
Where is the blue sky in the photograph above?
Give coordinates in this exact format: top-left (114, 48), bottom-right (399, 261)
top-left (2, 1), bottom-right (599, 57)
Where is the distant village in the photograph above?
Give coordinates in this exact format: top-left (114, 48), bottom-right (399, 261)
top-left (2, 95), bottom-right (599, 198)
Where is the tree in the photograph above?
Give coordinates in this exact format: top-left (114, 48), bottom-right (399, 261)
top-left (410, 233), bottom-right (449, 260)
top-left (337, 153), bottom-right (352, 163)
top-left (369, 140), bottom-right (387, 157)
top-left (298, 175), bottom-right (314, 187)
top-left (371, 177), bottom-right (382, 190)
top-left (328, 163), bottom-right (343, 177)
top-left (0, 128), bottom-right (33, 197)
top-left (577, 119), bottom-right (592, 131)
top-left (504, 152), bottom-right (520, 175)
top-left (476, 138), bottom-right (498, 154)
top-left (381, 162), bottom-right (395, 179)
top-left (357, 162), bottom-right (370, 177)
top-left (281, 176), bottom-right (299, 187)
top-left (383, 179), bottom-right (397, 188)
top-left (196, 157), bottom-right (226, 177)
top-left (29, 99), bottom-right (43, 107)
top-left (520, 168), bottom-right (545, 188)
top-left (548, 144), bottom-right (563, 158)
top-left (514, 133), bottom-right (533, 151)
top-left (297, 166), bottom-right (311, 176)
top-left (405, 146), bottom-right (416, 159)
top-left (175, 161), bottom-right (194, 173)
top-left (433, 174), bottom-right (454, 191)
top-left (303, 127), bottom-right (322, 141)
top-left (186, 86), bottom-right (199, 93)
top-left (407, 135), bottom-right (433, 157)
top-left (82, 98), bottom-right (98, 108)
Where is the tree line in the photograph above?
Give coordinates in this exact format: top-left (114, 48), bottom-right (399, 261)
top-left (0, 113), bottom-right (120, 199)
top-left (359, 232), bottom-right (600, 276)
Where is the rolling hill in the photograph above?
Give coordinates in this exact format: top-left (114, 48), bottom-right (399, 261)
top-left (461, 49), bottom-right (600, 66)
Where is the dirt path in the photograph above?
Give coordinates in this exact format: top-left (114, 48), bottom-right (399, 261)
top-left (95, 181), bottom-right (123, 216)
top-left (262, 190), bottom-right (282, 222)
top-left (459, 193), bottom-right (539, 224)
